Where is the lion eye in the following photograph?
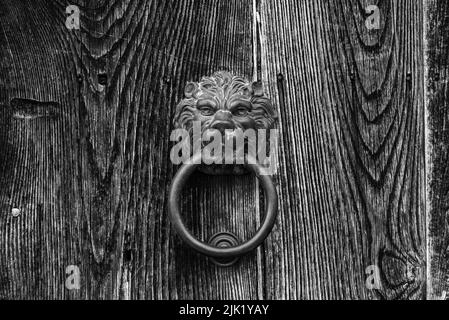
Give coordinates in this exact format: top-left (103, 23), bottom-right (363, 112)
top-left (198, 106), bottom-right (215, 116)
top-left (232, 106), bottom-right (249, 117)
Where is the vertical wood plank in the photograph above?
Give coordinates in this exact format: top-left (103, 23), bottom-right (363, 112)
top-left (426, 0), bottom-right (449, 301)
top-left (259, 0), bottom-right (425, 299)
top-left (0, 0), bottom-right (82, 299)
top-left (0, 0), bottom-right (261, 299)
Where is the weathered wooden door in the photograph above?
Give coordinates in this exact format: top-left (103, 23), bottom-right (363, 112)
top-left (0, 0), bottom-right (444, 300)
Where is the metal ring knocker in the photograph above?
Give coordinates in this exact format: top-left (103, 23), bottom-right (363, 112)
top-left (169, 154), bottom-right (278, 266)
top-left (170, 71), bottom-right (279, 266)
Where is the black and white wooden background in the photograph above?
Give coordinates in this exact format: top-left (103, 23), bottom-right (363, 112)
top-left (0, 0), bottom-right (446, 300)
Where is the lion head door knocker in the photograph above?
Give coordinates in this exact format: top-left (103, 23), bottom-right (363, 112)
top-left (169, 71), bottom-right (279, 266)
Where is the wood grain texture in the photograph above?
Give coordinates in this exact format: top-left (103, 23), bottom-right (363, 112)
top-left (76, 0), bottom-right (261, 300)
top-left (0, 0), bottom-right (261, 299)
top-left (0, 0), bottom-right (430, 300)
top-left (426, 0), bottom-right (449, 301)
top-left (259, 0), bottom-right (425, 299)
top-left (0, 0), bottom-right (81, 299)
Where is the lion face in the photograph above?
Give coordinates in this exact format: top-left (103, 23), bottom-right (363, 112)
top-left (173, 71), bottom-right (277, 173)
top-left (174, 71), bottom-right (277, 135)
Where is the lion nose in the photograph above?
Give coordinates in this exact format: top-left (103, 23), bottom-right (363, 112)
top-left (211, 120), bottom-right (235, 132)
top-left (214, 110), bottom-right (232, 121)
top-left (211, 110), bottom-right (234, 133)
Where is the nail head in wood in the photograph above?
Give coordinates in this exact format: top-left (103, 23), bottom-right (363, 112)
top-left (11, 208), bottom-right (20, 217)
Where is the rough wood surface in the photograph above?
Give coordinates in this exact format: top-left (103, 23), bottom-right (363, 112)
top-left (259, 0), bottom-right (425, 299)
top-left (0, 0), bottom-right (430, 300)
top-left (426, 0), bottom-right (449, 301)
top-left (0, 0), bottom-right (261, 299)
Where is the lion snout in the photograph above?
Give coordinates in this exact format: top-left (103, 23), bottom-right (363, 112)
top-left (210, 120), bottom-right (235, 133)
